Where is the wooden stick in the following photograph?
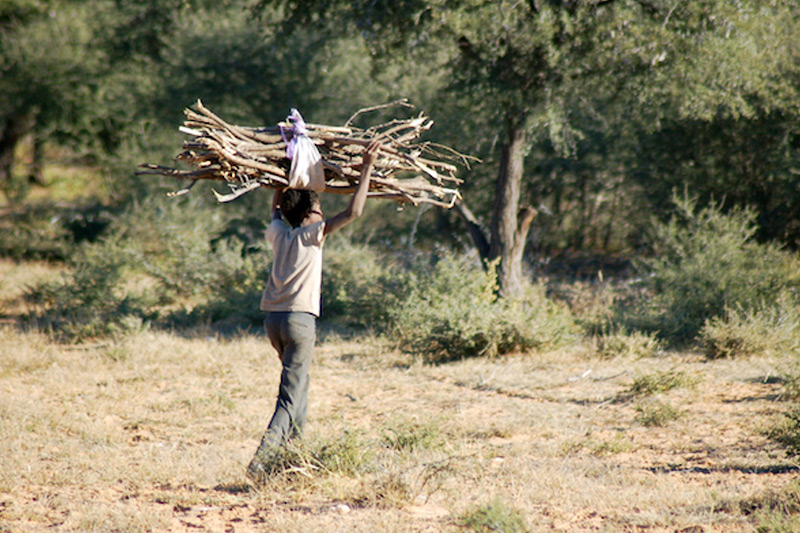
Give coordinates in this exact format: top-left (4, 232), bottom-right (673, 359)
top-left (137, 100), bottom-right (466, 207)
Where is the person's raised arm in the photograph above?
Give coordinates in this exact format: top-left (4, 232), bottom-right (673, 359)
top-left (323, 140), bottom-right (380, 236)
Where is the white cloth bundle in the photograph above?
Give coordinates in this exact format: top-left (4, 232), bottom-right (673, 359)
top-left (283, 109), bottom-right (326, 192)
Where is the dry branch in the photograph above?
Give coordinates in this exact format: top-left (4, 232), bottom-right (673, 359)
top-left (137, 100), bottom-right (472, 207)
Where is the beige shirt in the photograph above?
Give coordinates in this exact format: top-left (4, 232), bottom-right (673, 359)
top-left (260, 219), bottom-right (326, 316)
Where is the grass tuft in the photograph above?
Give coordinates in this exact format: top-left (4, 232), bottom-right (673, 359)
top-left (765, 407), bottom-right (800, 458)
top-left (625, 368), bottom-right (700, 398)
top-left (596, 329), bottom-right (662, 359)
top-left (634, 400), bottom-right (682, 427)
top-left (461, 496), bottom-right (529, 533)
top-left (257, 430), bottom-right (375, 483)
top-left (741, 479), bottom-right (800, 533)
top-left (381, 418), bottom-right (443, 453)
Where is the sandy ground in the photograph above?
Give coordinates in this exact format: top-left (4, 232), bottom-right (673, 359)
top-left (1, 324), bottom-right (797, 532)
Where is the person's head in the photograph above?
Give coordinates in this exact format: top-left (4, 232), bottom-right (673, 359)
top-left (280, 189), bottom-right (321, 227)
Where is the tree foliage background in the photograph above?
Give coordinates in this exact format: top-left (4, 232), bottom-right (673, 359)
top-left (2, 0), bottom-right (800, 290)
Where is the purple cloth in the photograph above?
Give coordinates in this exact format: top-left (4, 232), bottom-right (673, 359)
top-left (280, 108), bottom-right (307, 160)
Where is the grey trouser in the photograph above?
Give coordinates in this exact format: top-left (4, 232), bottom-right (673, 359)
top-left (261, 311), bottom-right (317, 448)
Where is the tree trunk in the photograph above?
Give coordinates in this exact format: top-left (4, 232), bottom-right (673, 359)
top-left (0, 113), bottom-right (31, 199)
top-left (454, 199), bottom-right (490, 260)
top-left (454, 115), bottom-right (537, 297)
top-left (28, 134), bottom-right (45, 186)
top-left (488, 116), bottom-right (534, 297)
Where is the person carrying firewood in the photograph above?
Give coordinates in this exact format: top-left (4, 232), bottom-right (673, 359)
top-left (246, 139), bottom-right (381, 482)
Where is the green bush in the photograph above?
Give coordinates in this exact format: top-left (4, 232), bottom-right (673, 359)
top-left (388, 254), bottom-right (578, 362)
top-left (175, 242), bottom-right (270, 329)
top-left (25, 236), bottom-right (157, 341)
top-left (110, 197), bottom-right (275, 329)
top-left (626, 193), bottom-right (800, 345)
top-left (115, 197), bottom-right (244, 296)
top-left (381, 418), bottom-right (443, 453)
top-left (320, 237), bottom-right (407, 328)
top-left (25, 196), bottom-right (275, 337)
top-left (595, 328), bottom-right (661, 359)
top-left (0, 204), bottom-right (98, 261)
top-left (634, 400), bottom-right (682, 427)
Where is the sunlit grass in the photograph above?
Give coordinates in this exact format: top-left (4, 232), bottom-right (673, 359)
top-left (0, 310), bottom-right (795, 531)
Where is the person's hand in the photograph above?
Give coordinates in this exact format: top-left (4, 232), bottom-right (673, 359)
top-left (362, 140), bottom-right (381, 168)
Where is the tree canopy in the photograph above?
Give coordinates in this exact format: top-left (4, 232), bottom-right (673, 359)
top-left (2, 0), bottom-right (799, 286)
top-left (251, 0), bottom-right (800, 290)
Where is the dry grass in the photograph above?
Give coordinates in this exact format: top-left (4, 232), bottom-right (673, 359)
top-left (0, 258), bottom-right (63, 319)
top-left (1, 260), bottom-right (798, 532)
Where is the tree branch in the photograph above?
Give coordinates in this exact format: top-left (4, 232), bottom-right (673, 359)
top-left (454, 198), bottom-right (491, 261)
top-left (515, 206), bottom-right (538, 245)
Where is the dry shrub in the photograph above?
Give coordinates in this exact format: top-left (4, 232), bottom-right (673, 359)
top-left (700, 296), bottom-right (800, 359)
top-left (625, 368), bottom-right (700, 398)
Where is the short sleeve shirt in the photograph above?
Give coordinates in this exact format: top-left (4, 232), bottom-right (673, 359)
top-left (260, 218), bottom-right (326, 317)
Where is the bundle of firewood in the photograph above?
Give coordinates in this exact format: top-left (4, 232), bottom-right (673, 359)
top-left (137, 100), bottom-right (468, 207)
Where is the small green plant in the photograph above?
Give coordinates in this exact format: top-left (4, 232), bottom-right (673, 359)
top-left (363, 475), bottom-right (413, 509)
top-left (588, 432), bottom-right (635, 455)
top-left (103, 343), bottom-right (131, 362)
top-left (381, 419), bottom-right (443, 453)
top-left (461, 496), bottom-right (529, 533)
top-left (635, 400), bottom-right (682, 427)
top-left (626, 369), bottom-right (700, 398)
top-left (313, 429), bottom-right (374, 475)
top-left (562, 431), bottom-right (635, 456)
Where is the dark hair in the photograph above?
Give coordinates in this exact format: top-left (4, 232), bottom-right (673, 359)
top-left (280, 189), bottom-right (319, 227)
